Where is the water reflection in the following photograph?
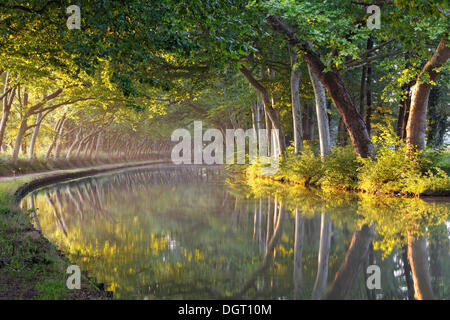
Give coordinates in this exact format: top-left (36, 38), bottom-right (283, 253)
top-left (22, 166), bottom-right (450, 299)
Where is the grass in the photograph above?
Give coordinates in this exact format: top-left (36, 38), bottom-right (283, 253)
top-left (0, 157), bottom-right (171, 299)
top-left (0, 157), bottom-right (167, 299)
top-left (0, 178), bottom-right (111, 299)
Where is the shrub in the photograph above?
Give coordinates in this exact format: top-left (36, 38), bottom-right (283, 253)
top-left (358, 130), bottom-right (450, 195)
top-left (278, 143), bottom-right (324, 186)
top-left (322, 145), bottom-right (359, 189)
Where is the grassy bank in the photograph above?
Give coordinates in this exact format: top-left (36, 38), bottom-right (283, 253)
top-left (0, 160), bottom-right (167, 299)
top-left (242, 137), bottom-right (450, 197)
top-left (0, 179), bottom-right (110, 299)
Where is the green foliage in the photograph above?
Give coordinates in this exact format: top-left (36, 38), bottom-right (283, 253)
top-left (358, 130), bottom-right (449, 195)
top-left (243, 130), bottom-right (449, 196)
top-left (322, 145), bottom-right (359, 189)
top-left (277, 143), bottom-right (324, 186)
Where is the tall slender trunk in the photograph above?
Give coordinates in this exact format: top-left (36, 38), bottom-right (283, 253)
top-left (312, 211), bottom-right (332, 299)
top-left (290, 48), bottom-right (303, 154)
top-left (0, 74), bottom-right (16, 149)
top-left (240, 66), bottom-right (286, 154)
top-left (66, 128), bottom-right (82, 160)
top-left (407, 234), bottom-right (434, 300)
top-left (302, 102), bottom-right (315, 141)
top-left (54, 117), bottom-right (66, 159)
top-left (359, 66), bottom-right (367, 118)
top-left (406, 36), bottom-right (450, 151)
top-left (266, 15), bottom-right (373, 158)
top-left (45, 118), bottom-right (62, 159)
top-left (12, 117), bottom-right (28, 164)
top-left (308, 64), bottom-right (331, 156)
top-left (12, 90), bottom-right (29, 164)
top-left (324, 224), bottom-right (374, 299)
top-left (28, 112), bottom-right (42, 159)
top-left (364, 37), bottom-right (374, 135)
top-left (94, 131), bottom-right (102, 159)
top-left (397, 83), bottom-right (411, 139)
top-left (293, 208), bottom-right (304, 299)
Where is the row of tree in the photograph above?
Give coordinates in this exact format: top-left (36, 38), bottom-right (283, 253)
top-left (0, 0), bottom-right (449, 167)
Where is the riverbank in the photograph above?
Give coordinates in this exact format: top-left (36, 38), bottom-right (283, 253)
top-left (240, 144), bottom-right (450, 198)
top-left (0, 159), bottom-right (168, 299)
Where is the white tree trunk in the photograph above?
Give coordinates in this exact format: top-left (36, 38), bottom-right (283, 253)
top-left (294, 208), bottom-right (304, 299)
top-left (290, 48), bottom-right (303, 154)
top-left (312, 211), bottom-right (332, 299)
top-left (308, 64), bottom-right (331, 156)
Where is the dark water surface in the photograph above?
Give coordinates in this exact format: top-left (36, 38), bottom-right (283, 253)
top-left (21, 165), bottom-right (450, 299)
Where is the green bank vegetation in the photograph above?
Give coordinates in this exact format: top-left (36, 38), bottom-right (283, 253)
top-left (245, 129), bottom-right (449, 196)
top-left (0, 178), bottom-right (109, 299)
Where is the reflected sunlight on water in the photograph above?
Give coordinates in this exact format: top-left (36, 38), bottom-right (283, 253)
top-left (21, 165), bottom-right (450, 300)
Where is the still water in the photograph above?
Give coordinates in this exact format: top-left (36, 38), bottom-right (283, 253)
top-left (21, 165), bottom-right (450, 299)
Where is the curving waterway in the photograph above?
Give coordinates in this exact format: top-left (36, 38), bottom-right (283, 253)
top-left (21, 165), bottom-right (450, 299)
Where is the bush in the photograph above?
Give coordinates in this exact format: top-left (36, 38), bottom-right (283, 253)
top-left (242, 129), bottom-right (450, 196)
top-left (322, 145), bottom-right (359, 189)
top-left (277, 143), bottom-right (324, 186)
top-left (357, 130), bottom-right (450, 195)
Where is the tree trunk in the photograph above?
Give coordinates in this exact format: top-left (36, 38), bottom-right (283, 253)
top-left (240, 66), bottom-right (286, 154)
top-left (308, 64), bottom-right (331, 156)
top-left (54, 117), bottom-right (66, 159)
top-left (28, 112), bottom-right (42, 159)
top-left (302, 102), bottom-right (315, 141)
top-left (290, 48), bottom-right (303, 154)
top-left (365, 37), bottom-right (374, 135)
top-left (94, 131), bottom-right (102, 159)
top-left (12, 89), bottom-right (29, 164)
top-left (359, 66), bottom-right (367, 118)
top-left (12, 117), bottom-right (28, 164)
top-left (324, 224), bottom-right (374, 299)
top-left (266, 15), bottom-right (373, 158)
top-left (45, 118), bottom-right (62, 159)
top-left (293, 208), bottom-right (304, 299)
top-left (406, 36), bottom-right (450, 151)
top-left (66, 128), bottom-right (82, 160)
top-left (0, 74), bottom-right (16, 149)
top-left (407, 234), bottom-right (434, 300)
top-left (312, 211), bottom-right (332, 299)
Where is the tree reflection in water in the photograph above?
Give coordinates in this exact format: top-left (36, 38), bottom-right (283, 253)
top-left (22, 166), bottom-right (449, 299)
